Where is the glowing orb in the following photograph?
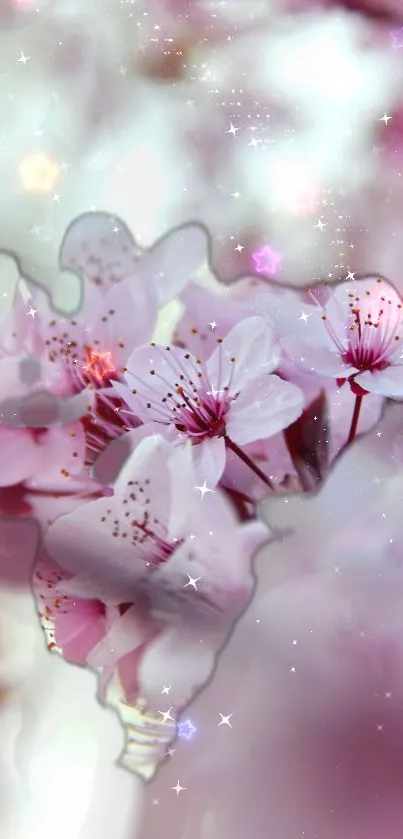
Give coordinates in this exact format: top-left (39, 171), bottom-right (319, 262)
top-left (18, 152), bottom-right (60, 193)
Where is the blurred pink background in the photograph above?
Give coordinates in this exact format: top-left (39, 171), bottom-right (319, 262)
top-left (3, 0), bottom-right (403, 836)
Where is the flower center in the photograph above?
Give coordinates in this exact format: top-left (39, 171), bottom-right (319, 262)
top-left (101, 477), bottom-right (182, 567)
top-left (127, 339), bottom-right (238, 444)
top-left (173, 384), bottom-right (230, 439)
top-left (322, 280), bottom-right (403, 373)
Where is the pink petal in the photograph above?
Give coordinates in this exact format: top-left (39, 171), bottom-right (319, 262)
top-left (190, 436), bottom-right (227, 489)
top-left (282, 339), bottom-right (357, 378)
top-left (92, 422), bottom-right (166, 486)
top-left (227, 375), bottom-right (304, 446)
top-left (0, 515), bottom-right (40, 585)
top-left (121, 343), bottom-right (200, 423)
top-left (356, 365), bottom-right (403, 399)
top-left (207, 317), bottom-right (281, 392)
top-left (54, 599), bottom-right (108, 664)
top-left (45, 498), bottom-right (147, 605)
top-left (87, 604), bottom-right (157, 669)
top-left (88, 274), bottom-right (158, 367)
top-left (0, 428), bottom-right (42, 486)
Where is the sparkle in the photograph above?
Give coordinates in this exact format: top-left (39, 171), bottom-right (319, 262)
top-left (218, 713), bottom-right (233, 728)
top-left (299, 311), bottom-right (311, 324)
top-left (380, 113), bottom-right (392, 125)
top-left (26, 306), bottom-right (37, 318)
top-left (235, 244), bottom-right (244, 252)
top-left (252, 245), bottom-right (282, 276)
top-left (17, 51), bottom-right (30, 65)
top-left (195, 480), bottom-right (215, 499)
top-left (171, 780), bottom-right (186, 796)
top-left (209, 321), bottom-right (217, 330)
top-left (83, 350), bottom-right (115, 381)
top-left (346, 270), bottom-right (356, 280)
top-left (161, 685), bottom-right (171, 695)
top-left (184, 574), bottom-right (201, 590)
top-left (225, 122), bottom-right (240, 137)
top-left (177, 719), bottom-right (197, 740)
top-left (314, 217), bottom-right (327, 231)
top-left (158, 706), bottom-right (175, 723)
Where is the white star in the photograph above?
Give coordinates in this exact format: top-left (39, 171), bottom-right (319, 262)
top-left (52, 193), bottom-right (61, 203)
top-left (158, 706), bottom-right (175, 723)
top-left (161, 685), bottom-right (171, 695)
top-left (17, 52), bottom-right (30, 65)
top-left (292, 639), bottom-right (298, 646)
top-left (209, 321), bottom-right (217, 330)
top-left (195, 480), bottom-right (215, 499)
top-left (218, 713), bottom-right (233, 728)
top-left (184, 575), bottom-right (201, 590)
top-left (314, 217), bottom-right (327, 231)
top-left (113, 225), bottom-right (120, 233)
top-left (28, 224), bottom-right (43, 237)
top-left (166, 747), bottom-right (175, 757)
top-left (299, 311), bottom-right (311, 324)
top-left (235, 244), bottom-right (244, 252)
top-left (225, 122), bottom-right (240, 137)
top-left (230, 191), bottom-right (242, 198)
top-left (380, 113), bottom-right (392, 125)
top-left (26, 306), bottom-right (37, 318)
top-left (171, 781), bottom-right (186, 796)
top-left (346, 270), bottom-right (356, 280)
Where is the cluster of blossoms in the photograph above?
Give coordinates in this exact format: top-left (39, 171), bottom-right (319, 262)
top-left (2, 212), bottom-right (403, 777)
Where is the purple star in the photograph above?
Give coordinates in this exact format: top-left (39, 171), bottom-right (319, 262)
top-left (177, 719), bottom-right (197, 741)
top-left (252, 245), bottom-right (282, 276)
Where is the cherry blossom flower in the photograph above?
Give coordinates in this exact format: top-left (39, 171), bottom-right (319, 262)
top-left (34, 432), bottom-right (268, 715)
top-left (113, 317), bottom-right (305, 488)
top-left (20, 217), bottom-right (209, 461)
top-left (284, 277), bottom-right (403, 399)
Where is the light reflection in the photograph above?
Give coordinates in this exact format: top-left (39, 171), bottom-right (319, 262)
top-left (18, 152), bottom-right (60, 193)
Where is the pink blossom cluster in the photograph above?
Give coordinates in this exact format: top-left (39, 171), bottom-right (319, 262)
top-left (2, 212), bottom-right (403, 777)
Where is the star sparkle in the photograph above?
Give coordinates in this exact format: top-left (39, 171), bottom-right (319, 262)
top-left (252, 245), bottom-right (282, 276)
